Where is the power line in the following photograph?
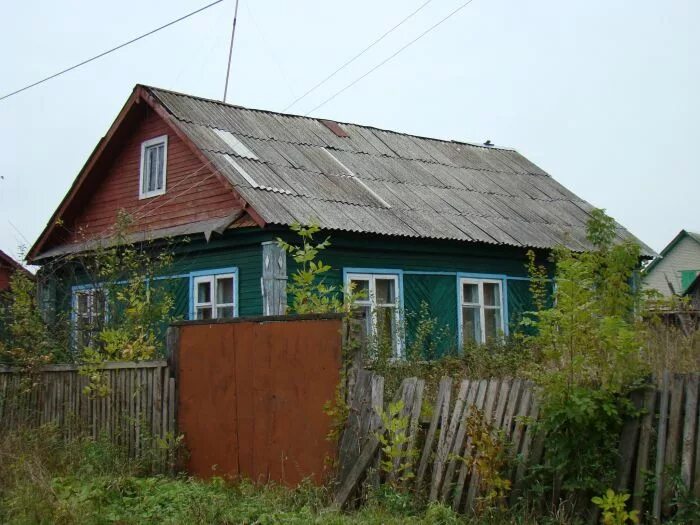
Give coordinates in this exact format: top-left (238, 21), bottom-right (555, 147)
top-left (282, 0), bottom-right (434, 112)
top-left (223, 0), bottom-right (241, 103)
top-left (0, 0), bottom-right (225, 103)
top-left (304, 0), bottom-right (477, 117)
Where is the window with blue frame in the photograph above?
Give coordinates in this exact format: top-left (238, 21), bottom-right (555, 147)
top-left (346, 272), bottom-right (402, 358)
top-left (459, 278), bottom-right (505, 345)
top-left (190, 269), bottom-right (238, 320)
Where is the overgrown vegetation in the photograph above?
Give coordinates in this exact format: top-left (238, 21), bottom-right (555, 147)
top-left (0, 426), bottom-right (608, 525)
top-left (0, 211), bottom-right (178, 395)
top-left (277, 222), bottom-right (345, 315)
top-left (2, 208), bottom-right (700, 523)
top-left (0, 271), bottom-right (59, 369)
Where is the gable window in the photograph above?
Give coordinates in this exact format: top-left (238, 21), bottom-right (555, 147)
top-left (72, 287), bottom-right (107, 349)
top-left (139, 135), bottom-right (168, 199)
top-left (346, 272), bottom-right (402, 357)
top-left (459, 278), bottom-right (505, 345)
top-left (190, 270), bottom-right (237, 320)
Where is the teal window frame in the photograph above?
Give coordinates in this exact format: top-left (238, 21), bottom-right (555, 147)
top-left (456, 272), bottom-right (509, 348)
top-left (188, 267), bottom-right (239, 320)
top-left (343, 267), bottom-right (404, 358)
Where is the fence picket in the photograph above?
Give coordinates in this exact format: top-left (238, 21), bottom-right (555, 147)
top-left (416, 377), bottom-right (451, 488)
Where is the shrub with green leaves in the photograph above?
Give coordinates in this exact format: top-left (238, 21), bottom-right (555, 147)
top-left (522, 209), bottom-right (649, 505)
top-left (277, 222), bottom-right (344, 315)
top-left (0, 271), bottom-right (60, 368)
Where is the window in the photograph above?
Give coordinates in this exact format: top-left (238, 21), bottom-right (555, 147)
top-left (459, 278), bottom-right (504, 345)
top-left (139, 135), bottom-right (168, 199)
top-left (192, 273), bottom-right (236, 320)
top-left (72, 287), bottom-right (107, 349)
top-left (346, 272), bottom-right (402, 357)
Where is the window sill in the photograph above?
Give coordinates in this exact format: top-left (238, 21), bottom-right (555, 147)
top-left (138, 189), bottom-right (166, 200)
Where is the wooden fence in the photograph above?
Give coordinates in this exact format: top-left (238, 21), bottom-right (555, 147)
top-left (0, 360), bottom-right (176, 470)
top-left (335, 372), bottom-right (541, 512)
top-left (335, 370), bottom-right (700, 522)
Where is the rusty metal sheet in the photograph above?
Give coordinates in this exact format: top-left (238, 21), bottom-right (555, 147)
top-left (177, 317), bottom-right (342, 485)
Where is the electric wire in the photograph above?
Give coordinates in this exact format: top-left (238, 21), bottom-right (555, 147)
top-left (281, 0), bottom-right (434, 112)
top-left (0, 0), bottom-right (225, 102)
top-left (304, 0), bottom-right (476, 116)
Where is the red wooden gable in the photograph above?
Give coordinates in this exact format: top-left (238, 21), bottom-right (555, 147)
top-left (29, 88), bottom-right (261, 261)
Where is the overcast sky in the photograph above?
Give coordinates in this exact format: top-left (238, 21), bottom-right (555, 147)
top-left (0, 0), bottom-right (697, 263)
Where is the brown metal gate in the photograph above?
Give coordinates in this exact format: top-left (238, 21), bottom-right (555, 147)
top-left (170, 314), bottom-right (342, 485)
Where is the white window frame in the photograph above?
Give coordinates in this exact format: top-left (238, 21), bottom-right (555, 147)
top-left (191, 272), bottom-right (237, 320)
top-left (346, 272), bottom-right (403, 358)
top-left (71, 286), bottom-right (108, 349)
top-left (139, 135), bottom-right (168, 199)
top-left (459, 278), bottom-right (505, 345)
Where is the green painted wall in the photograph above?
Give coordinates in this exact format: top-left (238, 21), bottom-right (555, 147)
top-left (47, 228), bottom-right (271, 322)
top-left (279, 230), bottom-right (550, 353)
top-left (44, 226), bottom-right (547, 358)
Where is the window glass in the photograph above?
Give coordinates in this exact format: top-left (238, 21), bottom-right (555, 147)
top-left (375, 278), bottom-right (396, 305)
top-left (197, 281), bottom-right (212, 303)
top-left (462, 283), bottom-right (479, 304)
top-left (483, 282), bottom-right (501, 307)
top-left (217, 277), bottom-right (234, 304)
top-left (196, 307), bottom-right (213, 320)
top-left (350, 279), bottom-right (370, 300)
top-left (484, 308), bottom-right (502, 341)
top-left (218, 306), bottom-right (235, 319)
top-left (462, 306), bottom-right (481, 344)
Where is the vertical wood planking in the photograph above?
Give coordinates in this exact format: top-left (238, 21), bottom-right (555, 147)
top-left (632, 387), bottom-right (657, 515)
top-left (653, 370), bottom-right (671, 522)
top-left (454, 379), bottom-right (488, 511)
top-left (430, 379), bottom-right (468, 501)
top-left (681, 375), bottom-right (698, 490)
top-left (416, 377), bottom-right (451, 488)
top-left (0, 361), bottom-right (172, 473)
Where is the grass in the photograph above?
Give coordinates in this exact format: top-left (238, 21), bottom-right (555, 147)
top-left (0, 425), bottom-right (583, 525)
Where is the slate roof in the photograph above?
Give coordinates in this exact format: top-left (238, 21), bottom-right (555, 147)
top-left (145, 86), bottom-right (653, 256)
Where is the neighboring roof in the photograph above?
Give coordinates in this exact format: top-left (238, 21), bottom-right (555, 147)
top-left (644, 230), bottom-right (700, 275)
top-left (0, 249), bottom-right (33, 278)
top-left (29, 84), bottom-right (655, 260)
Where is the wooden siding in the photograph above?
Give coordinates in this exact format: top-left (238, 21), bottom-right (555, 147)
top-left (645, 235), bottom-right (700, 296)
top-left (0, 265), bottom-right (11, 291)
top-left (64, 105), bottom-right (238, 243)
top-left (281, 231), bottom-right (543, 350)
top-left (47, 227), bottom-right (539, 356)
top-left (50, 229), bottom-right (270, 326)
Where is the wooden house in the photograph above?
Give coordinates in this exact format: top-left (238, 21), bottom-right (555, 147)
top-left (0, 249), bottom-right (32, 292)
top-left (644, 230), bottom-right (700, 297)
top-left (27, 85), bottom-right (654, 356)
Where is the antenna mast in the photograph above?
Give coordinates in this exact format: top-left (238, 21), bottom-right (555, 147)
top-left (223, 0), bottom-right (240, 103)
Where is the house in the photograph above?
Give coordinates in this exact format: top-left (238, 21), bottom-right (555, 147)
top-left (27, 85), bottom-right (654, 356)
top-left (644, 230), bottom-right (700, 297)
top-left (0, 249), bottom-right (32, 292)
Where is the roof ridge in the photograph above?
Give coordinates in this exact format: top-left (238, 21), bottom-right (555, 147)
top-left (143, 84), bottom-right (520, 153)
